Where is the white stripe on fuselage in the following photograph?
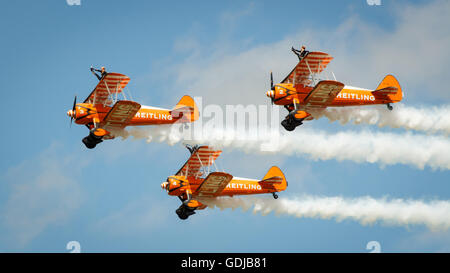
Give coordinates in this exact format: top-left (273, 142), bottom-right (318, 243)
top-left (343, 85), bottom-right (372, 91)
top-left (140, 105), bottom-right (170, 111)
top-left (233, 177), bottom-right (258, 182)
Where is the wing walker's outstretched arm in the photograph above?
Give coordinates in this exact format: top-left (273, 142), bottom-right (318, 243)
top-left (90, 66), bottom-right (107, 81)
top-left (185, 144), bottom-right (199, 155)
top-left (291, 45), bottom-right (309, 61)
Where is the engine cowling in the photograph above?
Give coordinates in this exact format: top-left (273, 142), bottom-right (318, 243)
top-left (163, 176), bottom-right (190, 196)
top-left (267, 84), bottom-right (295, 101)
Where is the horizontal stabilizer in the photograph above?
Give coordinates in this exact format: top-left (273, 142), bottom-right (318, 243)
top-left (373, 86), bottom-right (398, 94)
top-left (259, 176), bottom-right (283, 185)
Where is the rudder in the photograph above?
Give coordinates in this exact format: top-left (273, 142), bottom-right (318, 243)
top-left (171, 95), bottom-right (199, 122)
top-left (260, 166), bottom-right (288, 192)
top-left (374, 74), bottom-right (403, 102)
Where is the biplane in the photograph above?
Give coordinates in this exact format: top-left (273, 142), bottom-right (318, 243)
top-left (161, 145), bottom-right (288, 220)
top-left (67, 72), bottom-right (199, 148)
top-left (266, 48), bottom-right (403, 131)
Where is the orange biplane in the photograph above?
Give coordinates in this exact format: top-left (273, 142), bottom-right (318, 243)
top-left (161, 145), bottom-right (288, 220)
top-left (266, 48), bottom-right (403, 131)
top-left (67, 72), bottom-right (199, 148)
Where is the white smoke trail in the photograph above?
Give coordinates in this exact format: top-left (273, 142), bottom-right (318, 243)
top-left (311, 104), bottom-right (450, 135)
top-left (119, 125), bottom-right (450, 170)
top-left (202, 195), bottom-right (450, 231)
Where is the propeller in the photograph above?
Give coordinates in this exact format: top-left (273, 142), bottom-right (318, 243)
top-left (70, 95), bottom-right (77, 126)
top-left (161, 180), bottom-right (169, 192)
top-left (270, 71), bottom-right (274, 90)
top-left (269, 72), bottom-right (275, 105)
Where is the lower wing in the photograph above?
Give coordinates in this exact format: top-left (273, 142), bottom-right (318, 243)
top-left (100, 100), bottom-right (141, 130)
top-left (195, 172), bottom-right (233, 197)
top-left (303, 80), bottom-right (345, 111)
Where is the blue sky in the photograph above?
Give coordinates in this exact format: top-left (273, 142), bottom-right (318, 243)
top-left (1, 0), bottom-right (450, 252)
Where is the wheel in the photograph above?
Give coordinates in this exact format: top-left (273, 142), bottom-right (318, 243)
top-left (176, 208), bottom-right (189, 220)
top-left (82, 136), bottom-right (97, 149)
top-left (178, 213), bottom-right (189, 220)
top-left (281, 119), bottom-right (296, 131)
top-left (387, 104), bottom-right (393, 111)
top-left (273, 193), bottom-right (278, 199)
top-left (82, 131), bottom-right (103, 149)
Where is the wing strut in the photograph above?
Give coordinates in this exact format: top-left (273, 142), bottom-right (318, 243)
top-left (103, 80), bottom-right (113, 106)
top-left (195, 152), bottom-right (204, 178)
top-left (304, 59), bottom-right (316, 86)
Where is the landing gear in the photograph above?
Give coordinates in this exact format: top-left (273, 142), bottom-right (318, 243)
top-left (82, 130), bottom-right (103, 149)
top-left (272, 192), bottom-right (278, 199)
top-left (281, 112), bottom-right (303, 131)
top-left (281, 119), bottom-right (296, 131)
top-left (386, 103), bottom-right (393, 111)
top-left (175, 204), bottom-right (196, 220)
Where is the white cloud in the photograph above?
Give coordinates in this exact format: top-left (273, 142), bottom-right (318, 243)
top-left (166, 0), bottom-right (450, 106)
top-left (328, 0), bottom-right (450, 101)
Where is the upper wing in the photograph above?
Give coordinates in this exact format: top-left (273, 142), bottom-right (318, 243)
top-left (303, 80), bottom-right (345, 111)
top-left (176, 146), bottom-right (222, 178)
top-left (195, 172), bottom-right (233, 197)
top-left (281, 51), bottom-right (333, 86)
top-left (100, 100), bottom-right (141, 129)
top-left (84, 73), bottom-right (130, 105)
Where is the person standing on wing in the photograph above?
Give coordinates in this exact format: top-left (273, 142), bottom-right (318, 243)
top-left (90, 66), bottom-right (107, 80)
top-left (291, 45), bottom-right (309, 61)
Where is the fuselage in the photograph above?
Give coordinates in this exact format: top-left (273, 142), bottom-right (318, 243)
top-left (70, 103), bottom-right (180, 126)
top-left (269, 83), bottom-right (400, 107)
top-left (164, 175), bottom-right (279, 198)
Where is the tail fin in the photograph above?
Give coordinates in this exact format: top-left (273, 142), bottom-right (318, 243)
top-left (373, 74), bottom-right (403, 102)
top-left (171, 95), bottom-right (199, 123)
top-left (259, 166), bottom-right (288, 192)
